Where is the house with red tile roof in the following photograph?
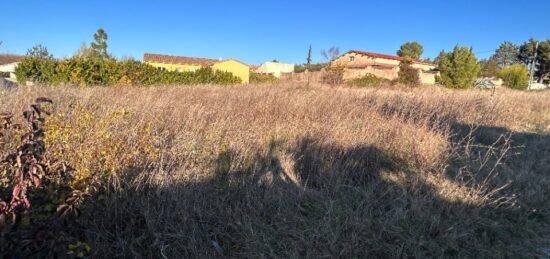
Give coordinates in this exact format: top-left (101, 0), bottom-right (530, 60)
top-left (332, 50), bottom-right (439, 84)
top-left (143, 53), bottom-right (250, 83)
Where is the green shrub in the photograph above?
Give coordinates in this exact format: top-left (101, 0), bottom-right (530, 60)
top-left (15, 57), bottom-right (57, 84)
top-left (435, 46), bottom-right (480, 89)
top-left (498, 64), bottom-right (529, 90)
top-left (347, 73), bottom-right (390, 87)
top-left (15, 57), bottom-right (242, 86)
top-left (250, 72), bottom-right (278, 84)
top-left (397, 62), bottom-right (420, 86)
top-left (294, 63), bottom-right (327, 73)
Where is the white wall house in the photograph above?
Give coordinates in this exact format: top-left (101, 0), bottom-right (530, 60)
top-left (255, 61), bottom-right (295, 78)
top-left (0, 55), bottom-right (24, 82)
top-left (0, 62), bottom-right (20, 82)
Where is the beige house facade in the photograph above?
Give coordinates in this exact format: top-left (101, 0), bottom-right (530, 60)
top-left (332, 50), bottom-right (438, 84)
top-left (255, 61), bottom-right (295, 78)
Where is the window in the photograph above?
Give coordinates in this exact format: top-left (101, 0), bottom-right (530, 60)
top-left (349, 56), bottom-right (355, 62)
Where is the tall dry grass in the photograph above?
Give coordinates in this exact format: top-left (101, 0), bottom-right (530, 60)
top-left (1, 83), bottom-right (549, 257)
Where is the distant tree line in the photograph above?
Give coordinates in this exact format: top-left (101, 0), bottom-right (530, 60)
top-left (302, 38), bottom-right (549, 90)
top-left (478, 39), bottom-right (550, 89)
top-left (396, 39), bottom-right (550, 89)
top-left (436, 39), bottom-right (550, 89)
top-left (15, 29), bottom-right (242, 86)
top-left (13, 28), bottom-right (550, 90)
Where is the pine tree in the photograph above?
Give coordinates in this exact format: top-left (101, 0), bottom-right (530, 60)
top-left (397, 42), bottom-right (423, 60)
top-left (490, 41), bottom-right (519, 68)
top-left (519, 39), bottom-right (550, 83)
top-left (90, 28), bottom-right (109, 59)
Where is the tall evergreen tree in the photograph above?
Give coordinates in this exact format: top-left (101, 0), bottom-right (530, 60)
top-left (90, 28), bottom-right (109, 59)
top-left (436, 46), bottom-right (480, 89)
top-left (306, 45), bottom-right (312, 65)
top-left (518, 38), bottom-right (550, 83)
top-left (490, 41), bottom-right (519, 67)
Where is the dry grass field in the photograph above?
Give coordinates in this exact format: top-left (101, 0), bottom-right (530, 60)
top-left (1, 83), bottom-right (549, 257)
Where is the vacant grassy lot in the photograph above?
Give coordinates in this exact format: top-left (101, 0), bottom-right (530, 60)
top-left (1, 84), bottom-right (549, 258)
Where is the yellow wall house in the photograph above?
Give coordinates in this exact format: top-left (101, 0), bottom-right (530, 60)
top-left (143, 53), bottom-right (250, 83)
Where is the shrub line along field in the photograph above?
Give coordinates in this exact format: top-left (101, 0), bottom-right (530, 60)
top-left (1, 83), bottom-right (549, 257)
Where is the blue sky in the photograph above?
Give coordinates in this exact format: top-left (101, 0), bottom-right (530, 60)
top-left (2, 0), bottom-right (549, 64)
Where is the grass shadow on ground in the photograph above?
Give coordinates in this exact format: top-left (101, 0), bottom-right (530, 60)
top-left (450, 123), bottom-right (550, 243)
top-left (75, 132), bottom-right (549, 258)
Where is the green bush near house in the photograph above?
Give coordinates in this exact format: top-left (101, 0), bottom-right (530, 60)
top-left (435, 46), bottom-right (480, 89)
top-left (250, 72), bottom-right (278, 84)
top-left (14, 57), bottom-right (58, 84)
top-left (294, 63), bottom-right (327, 73)
top-left (498, 64), bottom-right (529, 90)
top-left (347, 73), bottom-right (391, 87)
top-left (15, 57), bottom-right (242, 87)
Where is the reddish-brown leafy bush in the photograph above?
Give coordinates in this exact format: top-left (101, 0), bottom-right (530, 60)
top-left (0, 98), bottom-right (90, 257)
top-left (0, 98), bottom-right (54, 227)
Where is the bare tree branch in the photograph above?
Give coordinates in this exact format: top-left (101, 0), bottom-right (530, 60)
top-left (321, 47), bottom-right (340, 61)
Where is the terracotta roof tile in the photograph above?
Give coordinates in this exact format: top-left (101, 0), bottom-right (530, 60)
top-left (0, 55), bottom-right (24, 65)
top-left (348, 50), bottom-right (434, 65)
top-left (143, 53), bottom-right (220, 66)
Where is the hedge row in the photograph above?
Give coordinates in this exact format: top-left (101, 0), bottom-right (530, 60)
top-left (15, 57), bottom-right (242, 86)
